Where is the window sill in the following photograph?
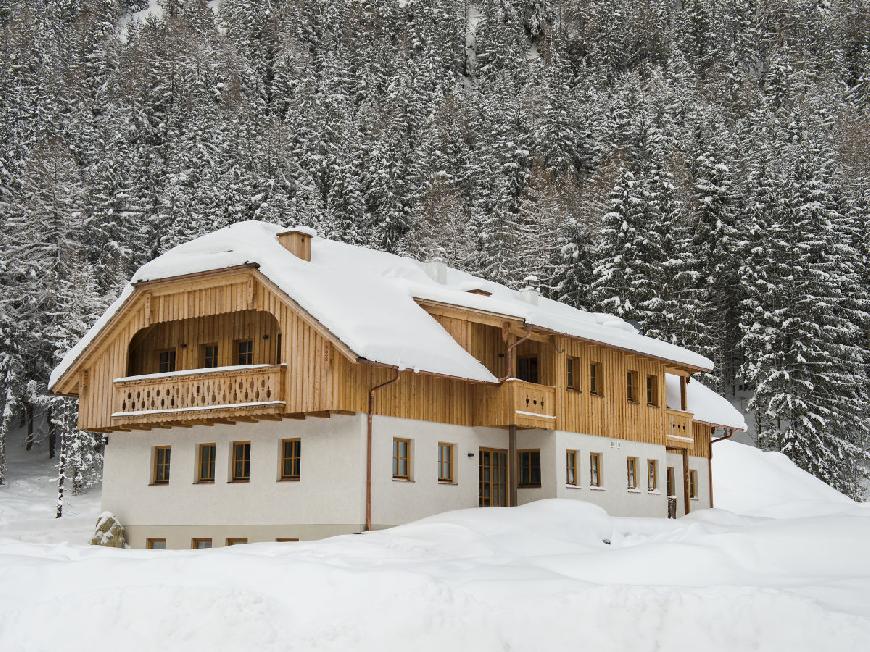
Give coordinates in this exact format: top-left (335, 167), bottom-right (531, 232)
top-left (647, 490), bottom-right (661, 495)
top-left (590, 393), bottom-right (604, 399)
top-left (690, 497), bottom-right (700, 502)
top-left (589, 485), bottom-right (606, 491)
top-left (627, 488), bottom-right (642, 494)
top-left (437, 480), bottom-right (457, 485)
top-left (565, 484), bottom-right (581, 490)
top-left (392, 477), bottom-right (414, 483)
top-left (567, 388), bottom-right (582, 393)
top-left (149, 482), bottom-right (169, 487)
top-left (194, 480), bottom-right (214, 485)
top-left (278, 477), bottom-right (300, 482)
top-left (229, 479), bottom-right (250, 484)
top-left (647, 404), bottom-right (659, 409)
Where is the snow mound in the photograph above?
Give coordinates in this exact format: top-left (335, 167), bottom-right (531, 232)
top-left (713, 440), bottom-right (855, 517)
top-left (665, 375), bottom-right (747, 430)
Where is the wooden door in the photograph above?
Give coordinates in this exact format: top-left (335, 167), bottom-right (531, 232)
top-left (479, 448), bottom-right (508, 507)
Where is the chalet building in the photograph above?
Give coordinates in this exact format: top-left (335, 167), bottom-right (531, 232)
top-left (49, 222), bottom-right (745, 549)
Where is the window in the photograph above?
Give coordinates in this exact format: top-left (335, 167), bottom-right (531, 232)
top-left (627, 457), bottom-right (639, 490)
top-left (158, 349), bottom-right (176, 373)
top-left (589, 452), bottom-right (603, 487)
top-left (226, 538), bottom-right (247, 546)
top-left (201, 343), bottom-right (219, 368)
top-left (280, 438), bottom-right (301, 481)
top-left (437, 442), bottom-right (455, 483)
top-left (192, 538), bottom-right (212, 549)
top-left (647, 459), bottom-right (658, 492)
top-left (231, 442), bottom-right (251, 482)
top-left (626, 370), bottom-right (639, 403)
top-left (646, 375), bottom-right (659, 406)
top-left (590, 362), bottom-right (603, 396)
top-left (276, 333), bottom-right (283, 364)
top-left (146, 538), bottom-right (166, 550)
top-left (689, 469), bottom-right (699, 499)
top-left (517, 356), bottom-right (539, 383)
top-left (566, 357), bottom-right (581, 390)
top-left (276, 538), bottom-right (299, 542)
top-left (566, 449), bottom-right (578, 486)
top-left (518, 450), bottom-right (541, 488)
top-left (235, 339), bottom-right (254, 365)
top-left (666, 466), bottom-right (676, 497)
top-left (392, 438), bottom-right (411, 480)
top-left (152, 446), bottom-right (171, 485)
top-left (197, 443), bottom-right (216, 483)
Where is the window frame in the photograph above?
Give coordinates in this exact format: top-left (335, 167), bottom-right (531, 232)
top-left (235, 339), bottom-right (254, 366)
top-left (565, 449), bottom-right (578, 486)
top-left (392, 437), bottom-right (412, 480)
top-left (276, 537), bottom-right (299, 543)
top-left (517, 449), bottom-right (542, 488)
top-left (626, 370), bottom-right (639, 403)
top-left (590, 362), bottom-right (604, 396)
top-left (230, 441), bottom-right (251, 483)
top-left (566, 357), bottom-right (582, 391)
top-left (151, 446), bottom-right (171, 485)
top-left (146, 538), bottom-right (166, 550)
top-left (646, 374), bottom-right (659, 407)
top-left (626, 456), bottom-right (639, 490)
top-left (437, 442), bottom-right (456, 484)
top-left (589, 452), bottom-right (603, 487)
top-left (197, 443), bottom-right (216, 483)
top-left (201, 343), bottom-right (219, 369)
top-left (157, 348), bottom-right (177, 374)
top-left (517, 355), bottom-right (539, 384)
top-left (689, 469), bottom-right (699, 499)
top-left (225, 538), bottom-right (248, 546)
top-left (647, 459), bottom-right (658, 492)
top-left (191, 538), bottom-right (212, 549)
top-left (279, 438), bottom-right (301, 481)
top-left (666, 466), bottom-right (676, 497)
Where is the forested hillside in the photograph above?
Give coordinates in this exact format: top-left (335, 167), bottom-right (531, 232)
top-left (0, 0), bottom-right (867, 498)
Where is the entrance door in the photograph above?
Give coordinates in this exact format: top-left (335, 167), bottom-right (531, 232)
top-left (479, 448), bottom-right (508, 507)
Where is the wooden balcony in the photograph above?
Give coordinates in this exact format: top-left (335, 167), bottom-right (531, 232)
top-left (475, 379), bottom-right (557, 430)
top-left (111, 364), bottom-right (285, 427)
top-left (665, 408), bottom-right (694, 449)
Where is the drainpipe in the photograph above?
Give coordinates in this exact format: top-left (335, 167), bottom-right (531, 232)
top-left (365, 370), bottom-right (400, 532)
top-left (708, 427), bottom-right (734, 508)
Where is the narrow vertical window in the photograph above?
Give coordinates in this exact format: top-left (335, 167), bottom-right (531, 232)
top-left (437, 442), bottom-right (455, 483)
top-left (666, 466), bottom-right (676, 497)
top-left (280, 438), bottom-right (301, 481)
top-left (231, 442), bottom-right (251, 482)
top-left (152, 446), bottom-right (171, 485)
top-left (589, 452), bottom-right (603, 487)
top-left (689, 469), bottom-right (699, 499)
top-left (590, 362), bottom-right (603, 396)
top-left (626, 370), bottom-right (639, 403)
top-left (275, 333), bottom-right (283, 364)
top-left (146, 538), bottom-right (166, 550)
top-left (567, 357), bottom-right (582, 390)
top-left (626, 457), bottom-right (639, 490)
top-left (646, 375), bottom-right (659, 406)
top-left (197, 443), bottom-right (216, 483)
top-left (201, 343), bottom-right (219, 369)
top-left (392, 438), bottom-right (411, 480)
top-left (236, 339), bottom-right (254, 365)
top-left (518, 450), bottom-right (541, 488)
top-left (192, 538), bottom-right (212, 549)
top-left (647, 459), bottom-right (658, 492)
top-left (158, 349), bottom-right (176, 373)
top-left (566, 449), bottom-right (578, 486)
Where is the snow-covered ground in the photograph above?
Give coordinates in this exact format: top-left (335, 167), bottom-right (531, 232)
top-left (1, 440), bottom-right (868, 651)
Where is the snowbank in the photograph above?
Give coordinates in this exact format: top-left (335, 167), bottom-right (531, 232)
top-left (665, 374), bottom-right (747, 430)
top-left (712, 440), bottom-right (855, 517)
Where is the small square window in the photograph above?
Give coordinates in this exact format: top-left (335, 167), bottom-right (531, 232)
top-left (201, 344), bottom-right (219, 368)
top-left (231, 442), bottom-right (251, 482)
top-left (226, 538), bottom-right (248, 546)
top-left (236, 340), bottom-right (254, 365)
top-left (192, 538), bottom-right (212, 549)
top-left (158, 349), bottom-right (176, 373)
top-left (146, 538), bottom-right (166, 550)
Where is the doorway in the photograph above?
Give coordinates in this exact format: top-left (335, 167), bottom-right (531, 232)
top-left (479, 448), bottom-right (508, 507)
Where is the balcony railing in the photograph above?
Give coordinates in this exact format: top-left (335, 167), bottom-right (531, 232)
top-left (475, 379), bottom-right (557, 430)
top-left (112, 364), bottom-right (285, 426)
top-left (666, 408), bottom-right (694, 448)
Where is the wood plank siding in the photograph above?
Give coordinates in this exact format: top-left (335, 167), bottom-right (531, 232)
top-left (57, 268), bottom-right (711, 454)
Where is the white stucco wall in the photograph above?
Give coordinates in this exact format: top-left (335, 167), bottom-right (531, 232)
top-left (370, 415), bottom-right (508, 527)
top-left (102, 414), bottom-right (367, 547)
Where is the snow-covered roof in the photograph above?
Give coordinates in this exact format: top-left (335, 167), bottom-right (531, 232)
top-left (665, 374), bottom-right (747, 430)
top-left (50, 221), bottom-right (713, 389)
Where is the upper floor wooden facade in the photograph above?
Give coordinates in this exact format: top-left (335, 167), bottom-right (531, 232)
top-left (54, 266), bottom-right (714, 456)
